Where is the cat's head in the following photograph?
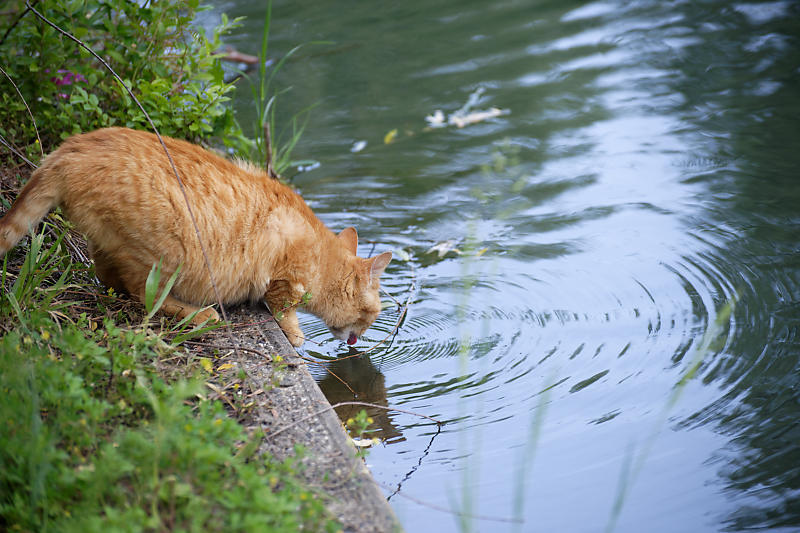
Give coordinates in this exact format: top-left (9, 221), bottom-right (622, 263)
top-left (325, 227), bottom-right (392, 345)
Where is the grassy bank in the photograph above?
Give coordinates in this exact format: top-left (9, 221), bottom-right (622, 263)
top-left (0, 2), bottom-right (338, 531)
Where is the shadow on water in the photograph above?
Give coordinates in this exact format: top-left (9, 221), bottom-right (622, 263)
top-left (316, 351), bottom-right (405, 444)
top-left (204, 0), bottom-right (800, 530)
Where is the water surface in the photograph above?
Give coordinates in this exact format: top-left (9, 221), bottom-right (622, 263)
top-left (207, 1), bottom-right (800, 531)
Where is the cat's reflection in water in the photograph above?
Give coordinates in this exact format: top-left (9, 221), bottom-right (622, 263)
top-left (318, 353), bottom-right (404, 444)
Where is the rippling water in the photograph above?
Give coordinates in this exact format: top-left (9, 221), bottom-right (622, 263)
top-left (207, 1), bottom-right (800, 530)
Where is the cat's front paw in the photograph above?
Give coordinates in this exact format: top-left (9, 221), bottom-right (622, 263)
top-left (279, 324), bottom-right (305, 347)
top-left (286, 330), bottom-right (305, 347)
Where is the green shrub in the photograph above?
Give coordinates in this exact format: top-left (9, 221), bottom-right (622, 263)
top-left (0, 0), bottom-right (246, 161)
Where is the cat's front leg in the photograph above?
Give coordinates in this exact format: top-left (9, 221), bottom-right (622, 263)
top-left (265, 280), bottom-right (306, 347)
top-left (275, 308), bottom-right (305, 347)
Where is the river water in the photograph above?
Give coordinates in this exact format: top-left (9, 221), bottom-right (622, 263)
top-left (206, 1), bottom-right (800, 531)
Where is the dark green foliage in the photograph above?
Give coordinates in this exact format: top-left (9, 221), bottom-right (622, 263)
top-left (0, 0), bottom-right (246, 160)
top-left (0, 320), bottom-right (336, 531)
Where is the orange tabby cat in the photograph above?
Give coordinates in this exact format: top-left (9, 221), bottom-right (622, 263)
top-left (0, 127), bottom-right (391, 347)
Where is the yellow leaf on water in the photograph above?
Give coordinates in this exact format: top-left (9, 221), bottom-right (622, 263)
top-left (476, 247), bottom-right (488, 257)
top-left (384, 128), bottom-right (398, 144)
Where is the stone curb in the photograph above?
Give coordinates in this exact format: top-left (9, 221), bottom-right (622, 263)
top-left (203, 304), bottom-right (401, 533)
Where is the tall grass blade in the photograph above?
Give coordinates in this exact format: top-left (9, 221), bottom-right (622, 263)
top-left (6, 292), bottom-right (24, 324)
top-left (11, 229), bottom-right (66, 306)
top-left (144, 260), bottom-right (182, 321)
top-left (144, 259), bottom-right (163, 314)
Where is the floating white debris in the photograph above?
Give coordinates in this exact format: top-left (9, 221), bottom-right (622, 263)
top-left (295, 160), bottom-right (321, 172)
top-left (425, 87), bottom-right (509, 130)
top-left (449, 107), bottom-right (507, 128)
top-left (425, 109), bottom-right (447, 128)
top-left (395, 248), bottom-right (412, 262)
top-left (427, 240), bottom-right (462, 257)
top-left (352, 437), bottom-right (379, 448)
top-left (351, 140), bottom-right (367, 153)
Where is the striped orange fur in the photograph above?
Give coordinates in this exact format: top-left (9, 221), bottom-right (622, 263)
top-left (0, 128), bottom-right (391, 346)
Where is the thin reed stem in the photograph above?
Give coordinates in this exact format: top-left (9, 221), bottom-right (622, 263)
top-left (0, 65), bottom-right (43, 160)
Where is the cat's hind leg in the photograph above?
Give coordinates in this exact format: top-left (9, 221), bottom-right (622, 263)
top-left (150, 293), bottom-right (220, 325)
top-left (101, 248), bottom-right (219, 325)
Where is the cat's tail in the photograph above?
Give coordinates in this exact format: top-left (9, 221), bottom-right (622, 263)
top-left (0, 165), bottom-right (61, 255)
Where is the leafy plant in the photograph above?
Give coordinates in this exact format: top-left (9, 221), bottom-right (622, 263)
top-left (142, 258), bottom-right (221, 344)
top-left (0, 0), bottom-right (243, 160)
top-left (2, 226), bottom-right (74, 321)
top-left (144, 258), bottom-right (181, 322)
top-left (273, 290), bottom-right (313, 321)
top-left (346, 409), bottom-right (378, 459)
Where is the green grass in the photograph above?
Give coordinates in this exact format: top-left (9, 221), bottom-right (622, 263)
top-left (0, 225), bottom-right (339, 532)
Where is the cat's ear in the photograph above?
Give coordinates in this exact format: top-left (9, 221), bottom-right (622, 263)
top-left (338, 227), bottom-right (358, 254)
top-left (368, 251), bottom-right (392, 283)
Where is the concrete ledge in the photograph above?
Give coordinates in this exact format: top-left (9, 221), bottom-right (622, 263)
top-left (198, 303), bottom-right (400, 533)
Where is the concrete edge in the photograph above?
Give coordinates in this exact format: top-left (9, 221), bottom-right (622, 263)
top-left (198, 304), bottom-right (401, 533)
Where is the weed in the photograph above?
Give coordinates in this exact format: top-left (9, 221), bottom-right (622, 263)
top-left (346, 409), bottom-right (379, 459)
top-left (236, 1), bottom-right (322, 176)
top-left (274, 290), bottom-right (313, 322)
top-left (2, 226), bottom-right (74, 322)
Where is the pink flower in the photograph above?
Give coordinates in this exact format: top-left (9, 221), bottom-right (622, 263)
top-left (50, 69), bottom-right (87, 86)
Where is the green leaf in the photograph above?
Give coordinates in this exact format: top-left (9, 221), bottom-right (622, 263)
top-left (144, 259), bottom-right (162, 313)
top-left (144, 260), bottom-right (182, 321)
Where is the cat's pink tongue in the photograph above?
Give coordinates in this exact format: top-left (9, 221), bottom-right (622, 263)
top-left (347, 333), bottom-right (358, 345)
